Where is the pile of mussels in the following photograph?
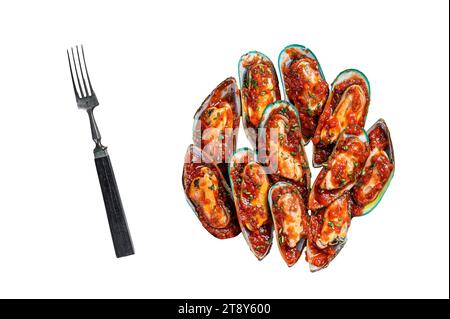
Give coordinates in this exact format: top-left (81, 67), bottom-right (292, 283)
top-left (182, 45), bottom-right (395, 271)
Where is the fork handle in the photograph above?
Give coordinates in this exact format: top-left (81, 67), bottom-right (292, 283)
top-left (94, 154), bottom-right (134, 258)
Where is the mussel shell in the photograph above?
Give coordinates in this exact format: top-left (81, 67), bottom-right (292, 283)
top-left (258, 100), bottom-right (311, 206)
top-left (278, 44), bottom-right (329, 144)
top-left (229, 148), bottom-right (273, 260)
top-left (238, 51), bottom-right (281, 146)
top-left (306, 193), bottom-right (351, 272)
top-left (308, 125), bottom-right (369, 211)
top-left (268, 182), bottom-right (308, 267)
top-left (182, 145), bottom-right (241, 239)
top-left (312, 69), bottom-right (371, 167)
top-left (351, 119), bottom-right (395, 216)
top-left (192, 77), bottom-right (241, 179)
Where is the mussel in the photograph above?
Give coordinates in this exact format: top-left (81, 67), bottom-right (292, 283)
top-left (229, 148), bottom-right (273, 260)
top-left (351, 119), bottom-right (395, 216)
top-left (182, 145), bottom-right (241, 239)
top-left (258, 100), bottom-right (311, 206)
top-left (238, 51), bottom-right (281, 146)
top-left (268, 182), bottom-right (308, 267)
top-left (308, 125), bottom-right (370, 211)
top-left (306, 193), bottom-right (351, 272)
top-left (193, 77), bottom-right (241, 179)
top-left (312, 69), bottom-right (370, 167)
top-left (278, 44), bottom-right (329, 144)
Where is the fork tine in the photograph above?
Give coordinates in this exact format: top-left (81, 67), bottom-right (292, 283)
top-left (71, 47), bottom-right (84, 98)
top-left (81, 45), bottom-right (95, 96)
top-left (76, 45), bottom-right (90, 97)
top-left (67, 49), bottom-right (80, 100)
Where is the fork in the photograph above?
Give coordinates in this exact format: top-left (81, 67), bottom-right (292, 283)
top-left (67, 45), bottom-right (134, 258)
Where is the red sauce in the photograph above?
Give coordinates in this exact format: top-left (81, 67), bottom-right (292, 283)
top-left (369, 126), bottom-right (389, 150)
top-left (193, 78), bottom-right (241, 171)
top-left (351, 126), bottom-right (394, 214)
top-left (270, 184), bottom-right (308, 266)
top-left (308, 127), bottom-right (369, 211)
top-left (312, 77), bottom-right (370, 165)
top-left (241, 55), bottom-right (280, 132)
top-left (306, 193), bottom-right (351, 269)
top-left (183, 145), bottom-right (241, 239)
top-left (306, 211), bottom-right (339, 269)
top-left (260, 104), bottom-right (311, 206)
top-left (281, 49), bottom-right (329, 142)
top-left (230, 154), bottom-right (272, 258)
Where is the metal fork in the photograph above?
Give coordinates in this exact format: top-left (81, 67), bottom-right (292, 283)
top-left (67, 45), bottom-right (134, 258)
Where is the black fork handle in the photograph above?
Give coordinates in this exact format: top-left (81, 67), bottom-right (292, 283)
top-left (94, 154), bottom-right (134, 258)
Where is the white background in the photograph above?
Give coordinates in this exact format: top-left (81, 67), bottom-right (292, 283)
top-left (0, 0), bottom-right (448, 299)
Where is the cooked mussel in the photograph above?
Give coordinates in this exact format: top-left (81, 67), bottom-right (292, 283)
top-left (193, 77), bottom-right (241, 178)
top-left (312, 69), bottom-right (370, 167)
top-left (258, 100), bottom-right (311, 205)
top-left (182, 145), bottom-right (241, 239)
top-left (268, 182), bottom-right (308, 267)
top-left (351, 119), bottom-right (395, 216)
top-left (306, 193), bottom-right (351, 272)
top-left (308, 125), bottom-right (369, 211)
top-left (229, 148), bottom-right (273, 260)
top-left (239, 51), bottom-right (281, 146)
top-left (278, 44), bottom-right (329, 144)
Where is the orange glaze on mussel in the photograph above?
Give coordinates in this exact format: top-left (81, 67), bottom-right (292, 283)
top-left (268, 182), bottom-right (308, 267)
top-left (239, 52), bottom-right (281, 146)
top-left (229, 148), bottom-right (273, 260)
top-left (182, 145), bottom-right (241, 239)
top-left (258, 101), bottom-right (311, 206)
top-left (278, 45), bottom-right (329, 143)
top-left (306, 193), bottom-right (352, 271)
top-left (312, 70), bottom-right (370, 167)
top-left (351, 119), bottom-right (395, 216)
top-left (308, 125), bottom-right (369, 211)
top-left (193, 77), bottom-right (241, 179)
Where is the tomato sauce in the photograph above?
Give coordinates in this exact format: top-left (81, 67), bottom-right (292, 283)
top-left (183, 145), bottom-right (241, 239)
top-left (312, 77), bottom-right (370, 165)
top-left (230, 154), bottom-right (272, 259)
top-left (193, 77), bottom-right (241, 177)
top-left (241, 55), bottom-right (280, 133)
top-left (351, 125), bottom-right (394, 215)
top-left (270, 184), bottom-right (308, 266)
top-left (261, 104), bottom-right (311, 205)
top-left (308, 126), bottom-right (369, 211)
top-left (306, 194), bottom-right (351, 270)
top-left (281, 49), bottom-right (329, 142)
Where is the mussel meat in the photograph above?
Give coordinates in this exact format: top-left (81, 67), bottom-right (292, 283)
top-left (351, 119), bottom-right (395, 216)
top-left (258, 100), bottom-right (311, 205)
top-left (268, 182), bottom-right (308, 267)
top-left (193, 77), bottom-right (241, 179)
top-left (312, 69), bottom-right (370, 167)
top-left (306, 193), bottom-right (351, 272)
top-left (278, 44), bottom-right (329, 143)
top-left (239, 51), bottom-right (281, 146)
top-left (182, 145), bottom-right (241, 239)
top-left (229, 148), bottom-right (273, 260)
top-left (308, 125), bottom-right (369, 211)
